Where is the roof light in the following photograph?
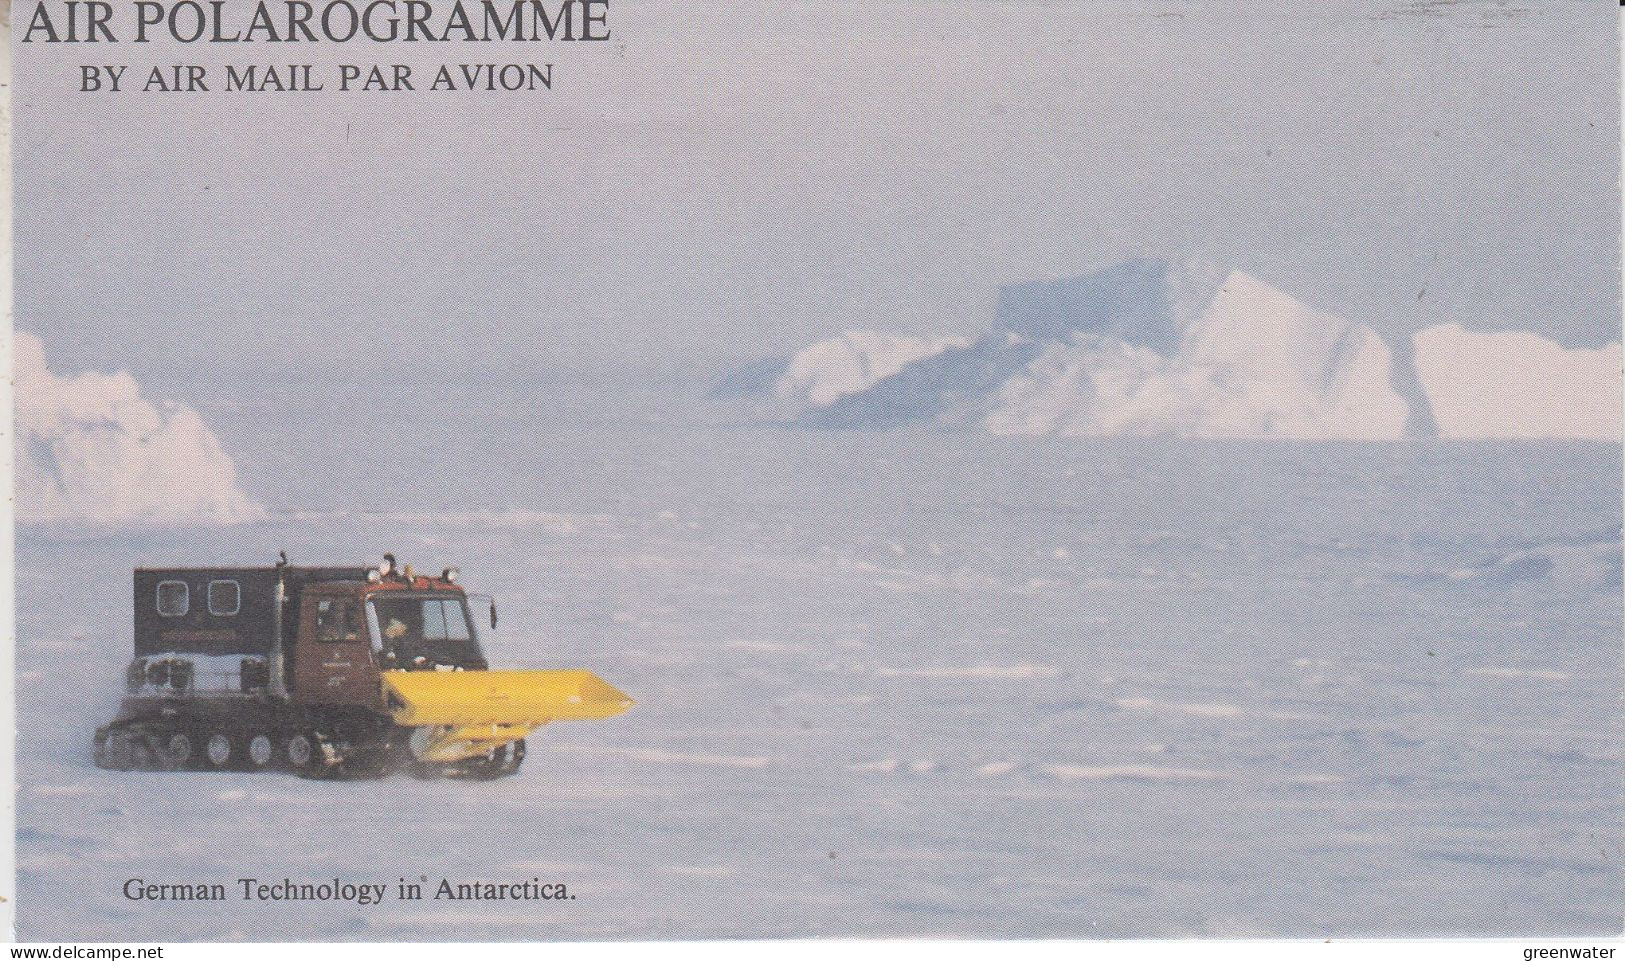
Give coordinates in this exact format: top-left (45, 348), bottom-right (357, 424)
top-left (366, 569), bottom-right (381, 583)
top-left (442, 567), bottom-right (459, 583)
top-left (380, 553), bottom-right (397, 577)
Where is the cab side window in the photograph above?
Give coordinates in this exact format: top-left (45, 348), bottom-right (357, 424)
top-left (315, 599), bottom-right (361, 643)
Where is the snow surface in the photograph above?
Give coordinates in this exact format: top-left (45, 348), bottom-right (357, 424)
top-left (1413, 324), bottom-right (1623, 440)
top-left (15, 332), bottom-right (263, 526)
top-left (1438, 531), bottom-right (1623, 590)
top-left (774, 330), bottom-right (969, 408)
top-left (13, 400), bottom-right (1623, 939)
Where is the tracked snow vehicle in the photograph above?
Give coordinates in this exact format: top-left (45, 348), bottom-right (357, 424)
top-left (92, 555), bottom-right (632, 779)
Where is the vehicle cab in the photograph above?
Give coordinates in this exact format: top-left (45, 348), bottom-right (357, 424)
top-left (291, 560), bottom-right (488, 708)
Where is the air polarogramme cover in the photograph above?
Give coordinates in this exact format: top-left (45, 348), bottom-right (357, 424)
top-left (10, 0), bottom-right (1623, 943)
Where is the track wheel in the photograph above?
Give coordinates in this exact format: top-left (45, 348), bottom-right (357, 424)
top-left (246, 733), bottom-right (275, 770)
top-left (95, 730), bottom-right (137, 770)
top-left (157, 731), bottom-right (196, 770)
top-left (118, 729), bottom-right (157, 770)
top-left (140, 729), bottom-right (183, 771)
top-left (205, 732), bottom-right (235, 769)
top-left (92, 733), bottom-right (115, 770)
top-left (286, 731), bottom-right (338, 779)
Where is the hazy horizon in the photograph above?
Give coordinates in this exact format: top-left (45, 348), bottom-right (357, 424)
top-left (15, 0), bottom-right (1621, 400)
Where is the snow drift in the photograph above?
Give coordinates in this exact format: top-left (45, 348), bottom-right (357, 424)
top-left (1412, 324), bottom-right (1622, 440)
top-left (1445, 536), bottom-right (1623, 591)
top-left (15, 331), bottom-right (263, 526)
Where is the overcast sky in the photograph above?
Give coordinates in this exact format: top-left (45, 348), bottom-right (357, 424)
top-left (14, 0), bottom-right (1620, 393)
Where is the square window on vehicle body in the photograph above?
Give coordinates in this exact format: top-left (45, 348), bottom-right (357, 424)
top-left (315, 599), bottom-right (362, 643)
top-left (207, 579), bottom-right (240, 616)
top-left (156, 581), bottom-right (189, 617)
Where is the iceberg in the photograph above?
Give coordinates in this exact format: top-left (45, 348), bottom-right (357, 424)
top-left (710, 355), bottom-right (790, 398)
top-left (984, 268), bottom-right (1411, 439)
top-left (802, 260), bottom-right (1412, 439)
top-left (809, 333), bottom-right (1045, 428)
top-left (994, 258), bottom-right (1229, 351)
top-left (772, 330), bottom-right (969, 408)
top-left (743, 258), bottom-right (1619, 443)
top-left (15, 331), bottom-right (263, 526)
top-left (1412, 324), bottom-right (1623, 440)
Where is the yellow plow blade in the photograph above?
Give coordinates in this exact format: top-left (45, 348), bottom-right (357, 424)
top-left (382, 669), bottom-right (634, 727)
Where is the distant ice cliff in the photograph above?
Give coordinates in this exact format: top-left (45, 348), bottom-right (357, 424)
top-left (725, 259), bottom-right (1621, 441)
top-left (15, 331), bottom-right (263, 526)
top-left (984, 267), bottom-right (1410, 439)
top-left (1412, 323), bottom-right (1622, 440)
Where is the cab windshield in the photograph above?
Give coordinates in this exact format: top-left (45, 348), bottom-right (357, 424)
top-left (366, 595), bottom-right (486, 669)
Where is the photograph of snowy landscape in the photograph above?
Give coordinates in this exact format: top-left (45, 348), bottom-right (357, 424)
top-left (12, 0), bottom-right (1622, 943)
